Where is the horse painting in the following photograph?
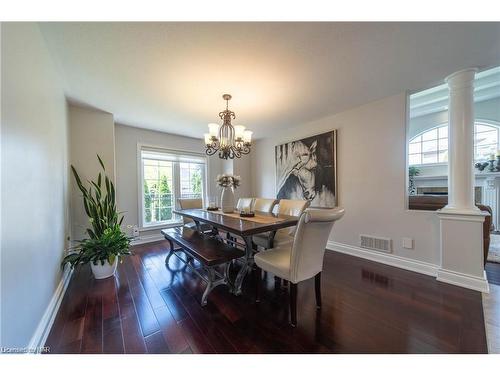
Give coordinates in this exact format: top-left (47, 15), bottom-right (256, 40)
top-left (275, 131), bottom-right (337, 208)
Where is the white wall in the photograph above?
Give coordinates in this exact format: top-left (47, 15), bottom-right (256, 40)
top-left (251, 94), bottom-right (440, 265)
top-left (233, 156), bottom-right (252, 201)
top-left (114, 124), bottom-right (223, 238)
top-left (1, 23), bottom-right (69, 347)
top-left (219, 157), bottom-right (252, 203)
top-left (68, 105), bottom-right (115, 240)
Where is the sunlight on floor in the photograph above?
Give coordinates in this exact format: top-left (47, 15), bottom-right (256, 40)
top-left (483, 283), bottom-right (500, 353)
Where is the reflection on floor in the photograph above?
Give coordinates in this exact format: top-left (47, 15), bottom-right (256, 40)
top-left (45, 241), bottom-right (488, 354)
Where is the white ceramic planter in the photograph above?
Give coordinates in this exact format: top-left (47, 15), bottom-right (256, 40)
top-left (90, 258), bottom-right (118, 279)
top-left (221, 187), bottom-right (235, 213)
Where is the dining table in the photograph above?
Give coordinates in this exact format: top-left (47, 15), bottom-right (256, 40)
top-left (173, 208), bottom-right (299, 295)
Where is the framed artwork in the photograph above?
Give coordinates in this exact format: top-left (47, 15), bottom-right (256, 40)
top-left (275, 130), bottom-right (337, 208)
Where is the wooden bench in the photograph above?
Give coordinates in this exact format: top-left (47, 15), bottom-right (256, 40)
top-left (161, 227), bottom-right (245, 306)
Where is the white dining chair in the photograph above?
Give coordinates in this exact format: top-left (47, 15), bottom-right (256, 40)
top-left (177, 198), bottom-right (212, 232)
top-left (236, 197), bottom-right (254, 211)
top-left (252, 199), bottom-right (310, 249)
top-left (254, 207), bottom-right (345, 327)
top-left (253, 198), bottom-right (278, 213)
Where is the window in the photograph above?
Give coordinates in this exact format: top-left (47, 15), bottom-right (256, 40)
top-left (475, 123), bottom-right (500, 161)
top-left (408, 122), bottom-right (499, 166)
top-left (140, 147), bottom-right (206, 227)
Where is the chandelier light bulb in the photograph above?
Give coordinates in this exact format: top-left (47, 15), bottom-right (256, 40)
top-left (243, 130), bottom-right (253, 143)
top-left (234, 125), bottom-right (246, 140)
top-left (208, 123), bottom-right (219, 138)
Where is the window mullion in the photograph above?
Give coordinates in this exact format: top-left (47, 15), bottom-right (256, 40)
top-left (173, 162), bottom-right (181, 221)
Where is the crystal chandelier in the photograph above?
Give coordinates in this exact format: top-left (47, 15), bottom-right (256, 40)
top-left (204, 94), bottom-right (252, 160)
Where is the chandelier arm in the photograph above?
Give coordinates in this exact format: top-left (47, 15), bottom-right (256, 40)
top-left (240, 144), bottom-right (251, 154)
top-left (206, 146), bottom-right (218, 156)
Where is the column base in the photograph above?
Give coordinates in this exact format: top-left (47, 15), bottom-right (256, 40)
top-left (437, 210), bottom-right (489, 292)
top-left (437, 269), bottom-right (489, 293)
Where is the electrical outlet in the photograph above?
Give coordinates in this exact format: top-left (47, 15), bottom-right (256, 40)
top-left (402, 237), bottom-right (414, 249)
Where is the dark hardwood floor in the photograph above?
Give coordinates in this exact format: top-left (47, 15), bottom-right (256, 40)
top-left (45, 241), bottom-right (488, 354)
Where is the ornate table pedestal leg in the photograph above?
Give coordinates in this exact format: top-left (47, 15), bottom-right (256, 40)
top-left (233, 235), bottom-right (254, 296)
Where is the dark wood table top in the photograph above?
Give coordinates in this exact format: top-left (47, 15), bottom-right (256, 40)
top-left (173, 209), bottom-right (299, 236)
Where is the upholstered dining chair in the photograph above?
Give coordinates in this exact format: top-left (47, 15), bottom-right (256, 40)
top-left (252, 199), bottom-right (310, 249)
top-left (236, 197), bottom-right (254, 211)
top-left (254, 207), bottom-right (345, 327)
top-left (253, 198), bottom-right (278, 213)
top-left (177, 198), bottom-right (212, 232)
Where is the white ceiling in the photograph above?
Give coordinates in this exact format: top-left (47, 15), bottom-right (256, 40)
top-left (39, 22), bottom-right (500, 139)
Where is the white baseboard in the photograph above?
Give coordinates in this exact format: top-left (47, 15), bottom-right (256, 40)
top-left (131, 234), bottom-right (166, 246)
top-left (28, 265), bottom-right (73, 352)
top-left (327, 241), bottom-right (490, 293)
top-left (327, 240), bottom-right (439, 277)
top-left (437, 269), bottom-right (490, 293)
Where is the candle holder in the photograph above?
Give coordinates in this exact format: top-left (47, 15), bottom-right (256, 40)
top-left (489, 159), bottom-right (496, 172)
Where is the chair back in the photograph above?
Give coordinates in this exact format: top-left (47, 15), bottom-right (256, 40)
top-left (289, 208), bottom-right (345, 283)
top-left (177, 198), bottom-right (203, 225)
top-left (277, 199), bottom-right (310, 216)
top-left (275, 199), bottom-right (310, 236)
top-left (253, 198), bottom-right (278, 213)
top-left (236, 198), bottom-right (254, 211)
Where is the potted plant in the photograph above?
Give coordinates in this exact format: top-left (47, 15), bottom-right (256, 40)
top-left (408, 166), bottom-right (420, 195)
top-left (216, 174), bottom-right (240, 213)
top-left (62, 155), bottom-right (131, 279)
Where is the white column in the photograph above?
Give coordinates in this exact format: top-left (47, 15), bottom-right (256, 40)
top-left (443, 68), bottom-right (479, 213)
top-left (437, 68), bottom-right (489, 293)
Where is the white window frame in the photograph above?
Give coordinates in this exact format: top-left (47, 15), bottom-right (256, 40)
top-left (137, 143), bottom-right (208, 230)
top-left (408, 120), bottom-right (500, 167)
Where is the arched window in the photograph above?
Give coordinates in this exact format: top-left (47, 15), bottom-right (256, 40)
top-left (408, 122), bottom-right (500, 166)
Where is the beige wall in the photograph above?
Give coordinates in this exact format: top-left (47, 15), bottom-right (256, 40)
top-left (1, 23), bottom-right (70, 347)
top-left (114, 123), bottom-right (223, 238)
top-left (251, 93), bottom-right (440, 266)
top-left (68, 105), bottom-right (115, 240)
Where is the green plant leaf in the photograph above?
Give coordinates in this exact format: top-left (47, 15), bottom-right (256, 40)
top-left (68, 155), bottom-right (130, 267)
top-left (97, 154), bottom-right (106, 171)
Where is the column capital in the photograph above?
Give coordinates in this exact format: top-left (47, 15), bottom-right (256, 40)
top-left (445, 68), bottom-right (478, 89)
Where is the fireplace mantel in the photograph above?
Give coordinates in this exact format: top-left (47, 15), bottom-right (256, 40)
top-left (414, 172), bottom-right (500, 181)
top-left (413, 172), bottom-right (500, 230)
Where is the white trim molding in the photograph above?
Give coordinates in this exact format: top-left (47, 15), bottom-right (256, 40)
top-left (437, 269), bottom-right (490, 293)
top-left (27, 266), bottom-right (73, 352)
top-left (131, 233), bottom-right (166, 246)
top-left (327, 240), bottom-right (490, 293)
top-left (327, 241), bottom-right (439, 277)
